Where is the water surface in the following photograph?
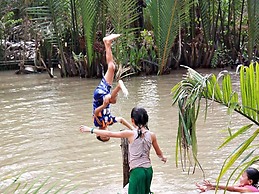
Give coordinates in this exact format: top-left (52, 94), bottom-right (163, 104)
top-left (0, 69), bottom-right (257, 194)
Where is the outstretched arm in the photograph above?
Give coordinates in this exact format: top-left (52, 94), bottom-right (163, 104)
top-left (116, 117), bottom-right (134, 130)
top-left (151, 132), bottom-right (167, 163)
top-left (198, 180), bottom-right (253, 193)
top-left (80, 125), bottom-right (133, 139)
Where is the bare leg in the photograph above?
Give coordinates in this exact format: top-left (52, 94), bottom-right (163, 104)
top-left (110, 80), bottom-right (129, 104)
top-left (118, 80), bottom-right (128, 97)
top-left (110, 84), bottom-right (120, 104)
top-left (103, 34), bottom-right (121, 85)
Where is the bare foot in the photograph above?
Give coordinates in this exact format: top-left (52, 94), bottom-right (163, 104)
top-left (118, 80), bottom-right (129, 97)
top-left (103, 34), bottom-right (121, 46)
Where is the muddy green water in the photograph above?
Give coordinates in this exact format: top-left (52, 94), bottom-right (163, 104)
top-left (0, 69), bottom-right (257, 194)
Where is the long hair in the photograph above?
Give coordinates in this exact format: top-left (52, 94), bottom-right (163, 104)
top-left (131, 107), bottom-right (149, 139)
top-left (246, 167), bottom-right (259, 187)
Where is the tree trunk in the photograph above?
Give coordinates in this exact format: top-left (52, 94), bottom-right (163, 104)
top-left (121, 137), bottom-right (129, 188)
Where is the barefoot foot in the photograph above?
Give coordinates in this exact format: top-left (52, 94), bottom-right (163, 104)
top-left (118, 80), bottom-right (129, 97)
top-left (103, 34), bottom-right (121, 45)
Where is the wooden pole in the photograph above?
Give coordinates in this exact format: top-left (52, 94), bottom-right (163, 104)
top-left (121, 137), bottom-right (129, 187)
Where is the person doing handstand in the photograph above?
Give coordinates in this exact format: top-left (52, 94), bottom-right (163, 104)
top-left (93, 34), bottom-right (131, 142)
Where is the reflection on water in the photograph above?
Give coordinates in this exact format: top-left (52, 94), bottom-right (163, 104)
top-left (0, 69), bottom-right (257, 194)
top-left (138, 78), bottom-right (159, 114)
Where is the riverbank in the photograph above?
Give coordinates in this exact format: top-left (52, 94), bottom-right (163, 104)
top-left (0, 59), bottom-right (59, 71)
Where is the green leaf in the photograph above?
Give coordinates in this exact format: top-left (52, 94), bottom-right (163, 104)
top-left (149, 0), bottom-right (193, 74)
top-left (80, 0), bottom-right (98, 67)
top-left (171, 65), bottom-right (259, 176)
top-left (218, 129), bottom-right (259, 180)
top-left (218, 124), bottom-right (253, 149)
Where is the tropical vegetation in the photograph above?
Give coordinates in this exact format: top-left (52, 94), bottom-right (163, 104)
top-left (171, 63), bottom-right (259, 191)
top-left (1, 0), bottom-right (259, 193)
top-left (1, 0), bottom-right (259, 76)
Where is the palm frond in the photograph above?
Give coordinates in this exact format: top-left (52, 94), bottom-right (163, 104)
top-left (171, 64), bottom-right (259, 175)
top-left (256, 62), bottom-right (259, 121)
top-left (26, 0), bottom-right (71, 43)
top-left (171, 66), bottom-right (208, 173)
top-left (218, 124), bottom-right (253, 149)
top-left (80, 0), bottom-right (99, 67)
top-left (239, 63), bottom-right (259, 122)
top-left (197, 0), bottom-right (214, 42)
top-left (26, 6), bottom-right (57, 43)
top-left (107, 0), bottom-right (139, 34)
top-left (149, 0), bottom-right (193, 74)
top-left (217, 129), bottom-right (259, 181)
top-left (106, 0), bottom-right (140, 66)
top-left (247, 0), bottom-right (259, 59)
top-left (26, 0), bottom-right (72, 76)
top-left (96, 0), bottom-right (108, 38)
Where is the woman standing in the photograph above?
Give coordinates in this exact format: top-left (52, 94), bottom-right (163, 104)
top-left (80, 106), bottom-right (167, 194)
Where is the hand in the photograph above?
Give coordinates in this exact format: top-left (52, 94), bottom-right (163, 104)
top-left (103, 94), bottom-right (111, 105)
top-left (80, 125), bottom-right (90, 133)
top-left (195, 180), bottom-right (214, 192)
top-left (161, 156), bottom-right (167, 163)
top-left (202, 180), bottom-right (214, 190)
top-left (195, 182), bottom-right (207, 193)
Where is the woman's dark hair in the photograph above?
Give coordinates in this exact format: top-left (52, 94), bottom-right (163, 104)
top-left (246, 167), bottom-right (259, 187)
top-left (131, 107), bottom-right (149, 139)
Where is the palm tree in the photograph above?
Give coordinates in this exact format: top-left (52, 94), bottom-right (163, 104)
top-left (106, 0), bottom-right (140, 78)
top-left (171, 63), bottom-right (259, 182)
top-left (247, 0), bottom-right (259, 61)
top-left (26, 0), bottom-right (73, 77)
top-left (148, 0), bottom-right (193, 74)
top-left (80, 0), bottom-right (99, 70)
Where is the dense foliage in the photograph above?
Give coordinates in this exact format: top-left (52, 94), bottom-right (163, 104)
top-left (1, 0), bottom-right (259, 76)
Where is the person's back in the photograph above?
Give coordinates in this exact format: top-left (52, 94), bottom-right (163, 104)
top-left (129, 129), bottom-right (152, 170)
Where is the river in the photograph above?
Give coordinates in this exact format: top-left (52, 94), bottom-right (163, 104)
top-left (0, 69), bottom-right (257, 194)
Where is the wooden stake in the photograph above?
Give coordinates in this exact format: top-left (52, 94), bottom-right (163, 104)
top-left (121, 137), bottom-right (129, 187)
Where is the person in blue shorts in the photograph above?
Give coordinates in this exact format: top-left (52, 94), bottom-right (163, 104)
top-left (93, 34), bottom-right (132, 142)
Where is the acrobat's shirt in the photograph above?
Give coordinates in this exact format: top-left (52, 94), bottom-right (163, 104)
top-left (92, 78), bottom-right (117, 128)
